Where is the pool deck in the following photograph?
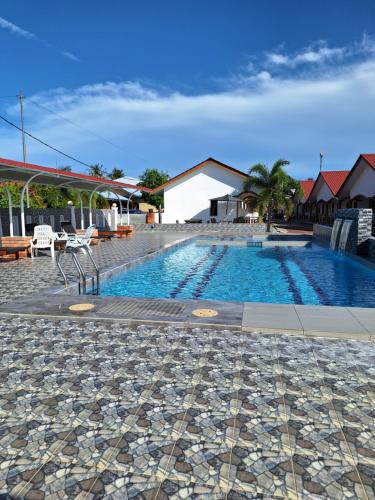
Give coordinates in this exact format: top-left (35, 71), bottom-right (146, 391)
top-left (0, 231), bottom-right (374, 498)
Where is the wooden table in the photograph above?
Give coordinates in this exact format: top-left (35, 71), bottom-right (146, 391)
top-left (0, 245), bottom-right (31, 260)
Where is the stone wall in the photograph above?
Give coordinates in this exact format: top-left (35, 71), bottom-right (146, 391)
top-left (335, 208), bottom-right (373, 254)
top-left (133, 222), bottom-right (267, 233)
top-left (368, 237), bottom-right (375, 260)
top-left (313, 224), bottom-right (332, 243)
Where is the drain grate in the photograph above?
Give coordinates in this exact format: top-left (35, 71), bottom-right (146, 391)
top-left (98, 300), bottom-right (186, 317)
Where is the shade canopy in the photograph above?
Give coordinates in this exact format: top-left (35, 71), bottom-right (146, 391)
top-left (210, 194), bottom-right (242, 202)
top-left (0, 157), bottom-right (152, 196)
top-left (0, 156), bottom-right (152, 237)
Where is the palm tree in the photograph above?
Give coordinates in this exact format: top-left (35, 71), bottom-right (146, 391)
top-left (109, 167), bottom-right (125, 180)
top-left (244, 159), bottom-right (301, 232)
top-left (89, 164), bottom-right (106, 178)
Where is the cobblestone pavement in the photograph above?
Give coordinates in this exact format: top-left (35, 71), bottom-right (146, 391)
top-left (0, 316), bottom-right (374, 499)
top-left (0, 233), bottom-right (182, 305)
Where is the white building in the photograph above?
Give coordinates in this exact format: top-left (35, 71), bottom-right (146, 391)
top-left (155, 157), bottom-right (256, 223)
top-left (337, 154), bottom-right (375, 209)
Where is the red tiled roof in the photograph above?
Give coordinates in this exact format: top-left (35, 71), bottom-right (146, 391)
top-left (299, 180), bottom-right (315, 199)
top-left (362, 154), bottom-right (375, 170)
top-left (320, 170), bottom-right (350, 196)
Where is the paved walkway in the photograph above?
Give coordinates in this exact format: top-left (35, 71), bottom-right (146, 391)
top-left (0, 316), bottom-right (374, 499)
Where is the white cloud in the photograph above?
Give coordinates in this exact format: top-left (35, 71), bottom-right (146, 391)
top-left (1, 45), bottom-right (375, 179)
top-left (267, 53), bottom-right (289, 65)
top-left (0, 16), bottom-right (36, 40)
top-left (0, 15), bottom-right (80, 62)
top-left (62, 51), bottom-right (80, 63)
top-left (266, 37), bottom-right (375, 69)
top-left (267, 44), bottom-right (346, 67)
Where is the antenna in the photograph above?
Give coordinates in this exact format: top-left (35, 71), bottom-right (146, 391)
top-left (319, 151), bottom-right (323, 172)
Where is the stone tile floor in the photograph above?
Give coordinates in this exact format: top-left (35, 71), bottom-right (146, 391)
top-left (0, 315), bottom-right (374, 499)
top-left (0, 233), bottom-right (182, 306)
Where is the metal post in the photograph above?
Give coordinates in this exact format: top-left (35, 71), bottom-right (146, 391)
top-left (78, 193), bottom-right (85, 229)
top-left (20, 174), bottom-right (42, 236)
top-left (3, 185), bottom-right (14, 236)
top-left (17, 91), bottom-right (30, 207)
top-left (127, 190), bottom-right (137, 226)
top-left (89, 184), bottom-right (105, 226)
top-left (18, 91), bottom-right (27, 164)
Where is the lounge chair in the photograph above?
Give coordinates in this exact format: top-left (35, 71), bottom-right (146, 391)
top-left (30, 225), bottom-right (57, 260)
top-left (65, 224), bottom-right (96, 253)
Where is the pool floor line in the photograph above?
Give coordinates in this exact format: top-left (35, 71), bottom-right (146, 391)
top-left (193, 246), bottom-right (229, 299)
top-left (170, 245), bottom-right (217, 298)
top-left (287, 250), bottom-right (331, 305)
top-left (274, 247), bottom-right (303, 305)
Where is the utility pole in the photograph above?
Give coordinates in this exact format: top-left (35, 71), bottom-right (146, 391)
top-left (319, 151), bottom-right (323, 172)
top-left (17, 90), bottom-right (30, 207)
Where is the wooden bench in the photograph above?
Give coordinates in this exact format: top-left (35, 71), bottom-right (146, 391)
top-left (98, 229), bottom-right (132, 239)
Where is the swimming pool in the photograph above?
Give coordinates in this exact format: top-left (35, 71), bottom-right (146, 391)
top-left (100, 239), bottom-right (375, 307)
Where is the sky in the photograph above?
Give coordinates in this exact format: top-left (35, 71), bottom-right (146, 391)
top-left (0, 0), bottom-right (375, 180)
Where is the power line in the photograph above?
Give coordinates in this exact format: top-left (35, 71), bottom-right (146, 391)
top-left (0, 113), bottom-right (92, 168)
top-left (27, 98), bottom-right (150, 164)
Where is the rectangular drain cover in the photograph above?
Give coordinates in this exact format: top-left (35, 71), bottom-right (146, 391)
top-left (98, 300), bottom-right (185, 317)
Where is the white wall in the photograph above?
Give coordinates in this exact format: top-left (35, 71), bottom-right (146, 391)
top-left (163, 161), bottom-right (246, 223)
top-left (315, 179), bottom-right (333, 202)
top-left (350, 162), bottom-right (375, 199)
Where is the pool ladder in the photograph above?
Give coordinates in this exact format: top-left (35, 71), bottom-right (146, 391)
top-left (56, 247), bottom-right (100, 295)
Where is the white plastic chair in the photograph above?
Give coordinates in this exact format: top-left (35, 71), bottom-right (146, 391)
top-left (30, 225), bottom-right (57, 260)
top-left (65, 224), bottom-right (96, 253)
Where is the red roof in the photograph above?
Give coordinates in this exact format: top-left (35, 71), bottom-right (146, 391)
top-left (299, 180), bottom-right (315, 199)
top-left (320, 170), bottom-right (350, 196)
top-left (362, 154), bottom-right (375, 170)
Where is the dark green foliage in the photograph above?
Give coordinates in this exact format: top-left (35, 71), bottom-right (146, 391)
top-left (108, 168), bottom-right (125, 180)
top-left (138, 168), bottom-right (169, 209)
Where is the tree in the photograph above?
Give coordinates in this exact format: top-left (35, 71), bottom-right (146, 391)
top-left (244, 159), bottom-right (302, 232)
top-left (138, 168), bottom-right (169, 209)
top-left (89, 164), bottom-right (106, 177)
top-left (108, 167), bottom-right (125, 180)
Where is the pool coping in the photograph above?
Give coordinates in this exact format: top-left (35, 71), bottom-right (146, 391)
top-left (1, 294), bottom-right (375, 342)
top-left (1, 232), bottom-right (375, 341)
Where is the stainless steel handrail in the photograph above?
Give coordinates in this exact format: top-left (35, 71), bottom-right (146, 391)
top-left (56, 245), bottom-right (99, 295)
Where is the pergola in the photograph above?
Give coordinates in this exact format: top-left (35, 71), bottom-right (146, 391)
top-left (210, 192), bottom-right (258, 220)
top-left (0, 157), bottom-right (152, 236)
top-left (210, 194), bottom-right (243, 219)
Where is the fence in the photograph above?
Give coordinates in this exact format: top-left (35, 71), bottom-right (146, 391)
top-left (0, 207), bottom-right (114, 236)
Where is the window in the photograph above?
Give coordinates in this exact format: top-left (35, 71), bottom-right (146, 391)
top-left (210, 200), bottom-right (218, 217)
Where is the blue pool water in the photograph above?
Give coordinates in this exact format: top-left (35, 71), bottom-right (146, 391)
top-left (100, 241), bottom-right (375, 307)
